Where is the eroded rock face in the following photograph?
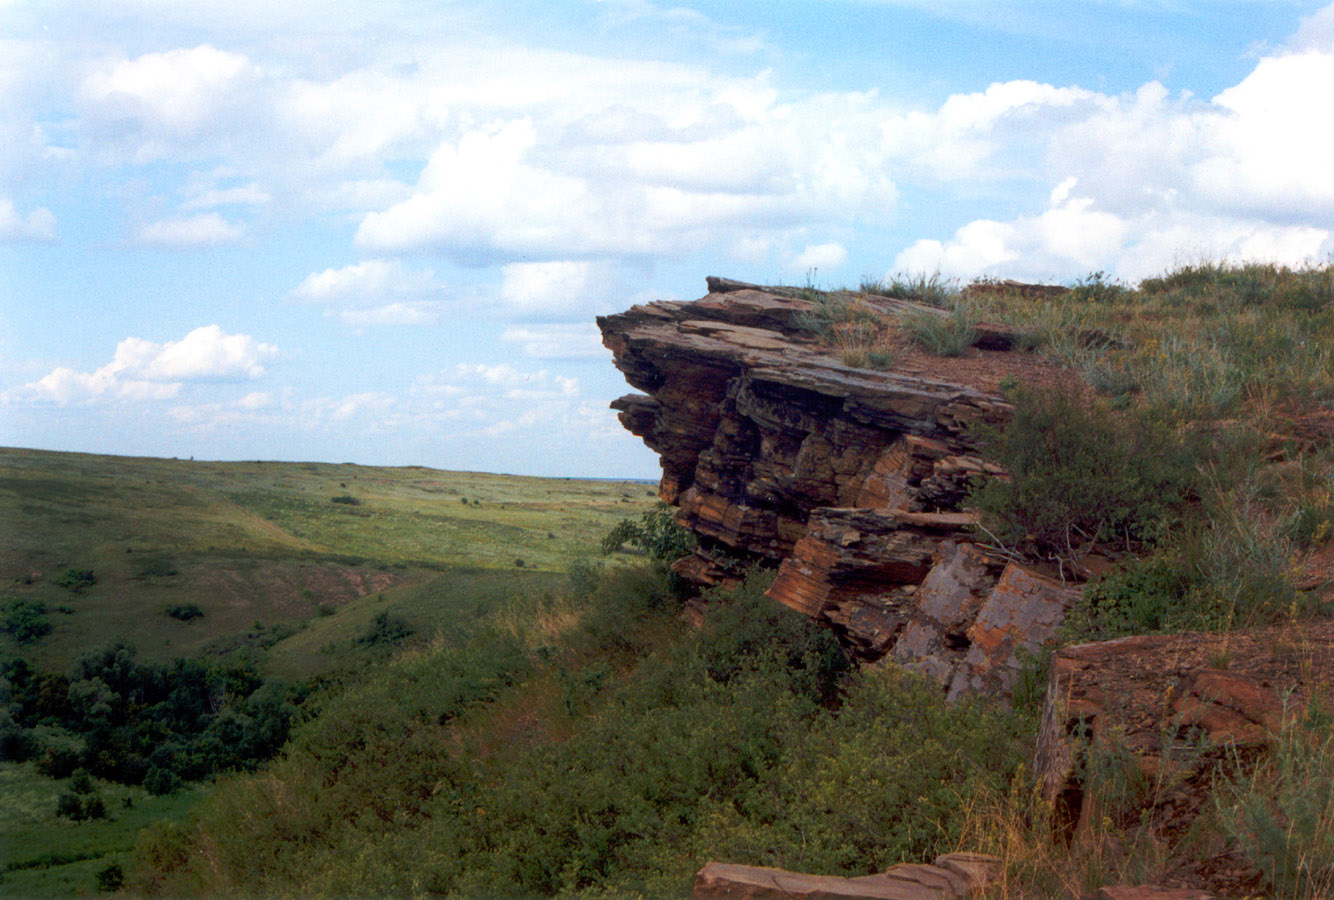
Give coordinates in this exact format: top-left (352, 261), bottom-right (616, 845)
top-left (598, 279), bottom-right (1081, 693)
top-left (1034, 621), bottom-right (1334, 837)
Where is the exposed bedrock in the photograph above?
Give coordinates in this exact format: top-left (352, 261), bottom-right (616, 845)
top-left (597, 279), bottom-right (1080, 696)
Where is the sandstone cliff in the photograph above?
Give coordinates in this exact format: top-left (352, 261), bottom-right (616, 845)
top-left (598, 278), bottom-right (1081, 697)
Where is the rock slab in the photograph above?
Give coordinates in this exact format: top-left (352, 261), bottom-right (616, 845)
top-left (692, 854), bottom-right (1001, 900)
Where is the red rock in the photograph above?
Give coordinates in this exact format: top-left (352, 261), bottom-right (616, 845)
top-left (692, 862), bottom-right (963, 900)
top-left (933, 853), bottom-right (1002, 893)
top-left (599, 280), bottom-right (1080, 687)
top-left (1034, 621), bottom-right (1334, 838)
top-left (947, 563), bottom-right (1079, 699)
top-left (1095, 886), bottom-right (1215, 900)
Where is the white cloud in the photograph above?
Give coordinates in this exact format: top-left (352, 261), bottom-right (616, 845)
top-left (789, 242), bottom-right (849, 273)
top-left (1291, 4), bottom-right (1334, 52)
top-left (893, 180), bottom-right (1332, 283)
top-left (78, 44), bottom-right (263, 163)
top-left (135, 212), bottom-right (246, 247)
top-left (500, 323), bottom-right (607, 359)
top-left (290, 259), bottom-right (442, 326)
top-left (338, 302), bottom-right (441, 327)
top-left (0, 198), bottom-right (56, 242)
top-left (292, 258), bottom-right (435, 303)
top-left (355, 119), bottom-right (601, 257)
top-left (499, 261), bottom-right (597, 316)
top-left (181, 182), bottom-right (270, 209)
top-left (7, 325), bottom-right (277, 405)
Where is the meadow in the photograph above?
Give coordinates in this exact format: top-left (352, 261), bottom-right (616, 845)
top-left (0, 448), bottom-right (657, 897)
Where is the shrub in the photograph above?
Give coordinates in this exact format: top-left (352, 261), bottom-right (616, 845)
top-left (166, 603), bottom-right (204, 622)
top-left (1067, 270), bottom-right (1128, 304)
top-left (2, 597), bottom-right (51, 643)
top-left (970, 385), bottom-right (1195, 557)
top-left (96, 863), bottom-right (125, 892)
top-left (144, 766), bottom-right (182, 796)
top-left (1063, 556), bottom-right (1201, 641)
top-left (55, 790), bottom-right (106, 820)
top-left (331, 494), bottom-right (360, 505)
top-left (56, 568), bottom-right (96, 592)
top-left (356, 611), bottom-right (414, 648)
top-left (601, 502), bottom-right (696, 561)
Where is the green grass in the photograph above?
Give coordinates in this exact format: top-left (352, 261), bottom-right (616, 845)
top-left (0, 447), bottom-right (656, 673)
top-left (0, 763), bottom-right (201, 899)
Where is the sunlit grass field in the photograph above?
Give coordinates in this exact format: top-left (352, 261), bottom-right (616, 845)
top-left (0, 447), bottom-right (656, 673)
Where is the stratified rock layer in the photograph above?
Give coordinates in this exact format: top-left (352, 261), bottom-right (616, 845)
top-left (598, 279), bottom-right (1080, 693)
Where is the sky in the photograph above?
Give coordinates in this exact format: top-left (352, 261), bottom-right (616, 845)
top-left (2, 1), bottom-right (1333, 479)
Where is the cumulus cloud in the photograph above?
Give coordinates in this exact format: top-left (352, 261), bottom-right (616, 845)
top-left (292, 258), bottom-right (435, 303)
top-left (135, 212), bottom-right (246, 247)
top-left (78, 44), bottom-right (264, 163)
top-left (8, 325), bottom-right (277, 405)
top-left (789, 242), bottom-right (849, 273)
top-left (0, 198), bottom-right (56, 242)
top-left (498, 261), bottom-right (600, 316)
top-left (290, 259), bottom-right (442, 326)
top-left (893, 178), bottom-right (1332, 283)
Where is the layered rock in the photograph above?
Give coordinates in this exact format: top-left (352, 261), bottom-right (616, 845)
top-left (598, 279), bottom-right (1081, 694)
top-left (692, 853), bottom-right (1001, 900)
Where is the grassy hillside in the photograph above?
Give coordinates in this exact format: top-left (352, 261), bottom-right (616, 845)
top-left (0, 448), bottom-right (657, 898)
top-left (0, 447), bottom-right (656, 674)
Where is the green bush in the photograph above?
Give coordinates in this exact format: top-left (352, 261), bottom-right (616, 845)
top-left (601, 502), bottom-right (696, 561)
top-left (330, 494), bottom-right (360, 505)
top-left (96, 863), bottom-right (125, 892)
top-left (2, 596), bottom-right (51, 643)
top-left (166, 603), bottom-right (204, 621)
top-left (970, 385), bottom-right (1196, 557)
top-left (355, 611), bottom-right (415, 648)
top-left (56, 567), bottom-right (97, 592)
top-left (1063, 556), bottom-right (1201, 641)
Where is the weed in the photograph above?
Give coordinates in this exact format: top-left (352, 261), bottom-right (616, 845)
top-left (902, 305), bottom-right (977, 357)
top-left (1217, 700), bottom-right (1334, 899)
top-left (878, 271), bottom-right (959, 308)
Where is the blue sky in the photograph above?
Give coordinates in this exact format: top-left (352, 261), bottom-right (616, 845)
top-left (2, 0), bottom-right (1333, 478)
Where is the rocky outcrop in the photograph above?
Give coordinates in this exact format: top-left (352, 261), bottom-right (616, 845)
top-left (692, 853), bottom-right (1001, 900)
top-left (598, 279), bottom-right (1081, 694)
top-left (1034, 620), bottom-right (1334, 836)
